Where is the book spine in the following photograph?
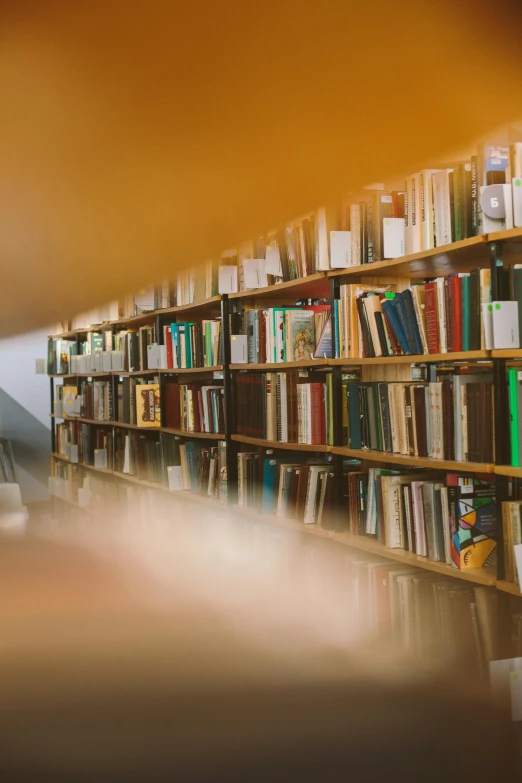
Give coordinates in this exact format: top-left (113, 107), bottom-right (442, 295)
top-left (471, 156), bottom-right (479, 235)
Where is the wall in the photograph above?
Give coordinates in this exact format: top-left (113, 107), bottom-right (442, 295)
top-left (0, 329), bottom-right (51, 502)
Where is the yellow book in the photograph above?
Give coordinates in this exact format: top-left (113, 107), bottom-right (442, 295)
top-left (136, 384), bottom-right (160, 427)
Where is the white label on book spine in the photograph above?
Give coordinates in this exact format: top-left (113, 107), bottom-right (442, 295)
top-left (383, 218), bottom-right (405, 259)
top-left (329, 231), bottom-right (351, 268)
top-left (218, 265), bottom-right (238, 294)
top-left (265, 244), bottom-right (282, 276)
top-left (243, 259), bottom-right (268, 290)
top-left (167, 466), bottom-right (183, 491)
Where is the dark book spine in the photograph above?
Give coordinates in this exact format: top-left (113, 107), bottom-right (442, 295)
top-left (366, 199), bottom-right (374, 263)
top-left (347, 382), bottom-right (362, 449)
top-left (413, 387), bottom-right (428, 458)
top-left (394, 294), bottom-right (416, 354)
top-left (356, 297), bottom-right (375, 358)
top-left (401, 289), bottom-right (423, 355)
top-left (469, 269), bottom-right (481, 351)
top-left (378, 384), bottom-right (392, 453)
top-left (360, 201), bottom-right (368, 265)
top-left (374, 312), bottom-right (390, 357)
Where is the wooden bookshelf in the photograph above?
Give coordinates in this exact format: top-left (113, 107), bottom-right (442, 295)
top-left (160, 427), bottom-right (224, 440)
top-left (329, 350), bottom-right (490, 366)
top-left (230, 359), bottom-right (329, 371)
top-left (488, 227), bottom-right (522, 244)
top-left (232, 434), bottom-right (329, 452)
top-left (327, 235), bottom-right (489, 280)
top-left (330, 446), bottom-right (494, 473)
top-left (496, 580), bottom-right (522, 597)
top-left (330, 530), bottom-right (497, 586)
top-left (229, 271), bottom-right (330, 301)
top-left (492, 349), bottom-right (522, 360)
top-left (495, 465), bottom-right (522, 478)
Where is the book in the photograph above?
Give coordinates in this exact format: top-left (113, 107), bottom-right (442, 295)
top-left (136, 384), bottom-right (161, 428)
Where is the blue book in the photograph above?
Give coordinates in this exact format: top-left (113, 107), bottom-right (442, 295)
top-left (400, 289), bottom-right (423, 355)
top-left (346, 381), bottom-right (362, 449)
top-left (394, 293), bottom-right (417, 354)
top-left (170, 323), bottom-right (180, 368)
top-left (261, 456), bottom-right (304, 514)
top-left (381, 300), bottom-right (410, 355)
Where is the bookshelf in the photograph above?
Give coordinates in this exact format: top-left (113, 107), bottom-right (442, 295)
top-left (47, 227), bottom-right (522, 614)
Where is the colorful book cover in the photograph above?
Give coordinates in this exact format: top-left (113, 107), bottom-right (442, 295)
top-left (287, 310), bottom-right (315, 361)
top-left (62, 386), bottom-right (79, 418)
top-left (448, 474), bottom-right (497, 569)
top-left (136, 384), bottom-right (161, 427)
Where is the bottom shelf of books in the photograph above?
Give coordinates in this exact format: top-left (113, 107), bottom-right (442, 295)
top-left (50, 449), bottom-right (522, 676)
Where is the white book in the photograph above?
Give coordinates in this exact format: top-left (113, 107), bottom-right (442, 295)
top-left (410, 173), bottom-right (422, 254)
top-left (428, 382), bottom-right (444, 459)
top-left (492, 301), bottom-right (520, 349)
top-left (432, 169), bottom-right (452, 247)
top-left (411, 481), bottom-right (428, 557)
top-left (350, 204), bottom-right (361, 266)
top-left (388, 383), bottom-right (399, 453)
top-left (405, 177), bottom-right (413, 255)
top-left (316, 207), bottom-right (330, 270)
top-left (438, 485), bottom-right (452, 566)
top-left (420, 169), bottom-right (439, 250)
top-left (303, 466), bottom-right (327, 523)
top-left (365, 468), bottom-right (379, 535)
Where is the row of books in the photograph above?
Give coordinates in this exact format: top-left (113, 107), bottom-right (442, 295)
top-left (163, 380), bottom-right (225, 434)
top-left (49, 457), bottom-right (502, 670)
top-left (235, 372), bottom-right (331, 445)
top-left (237, 305), bottom-right (332, 364)
top-left (237, 454), bottom-right (337, 525)
top-left (56, 378), bottom-right (225, 434)
top-left (348, 468), bottom-right (496, 570)
top-left (345, 375), bottom-right (494, 463)
top-left (347, 558), bottom-right (499, 670)
top-left (52, 266), bottom-right (221, 333)
top-left (163, 320), bottom-right (221, 369)
top-left (340, 142), bottom-right (519, 265)
top-left (337, 271), bottom-right (491, 359)
top-left (54, 423), bottom-right (228, 499)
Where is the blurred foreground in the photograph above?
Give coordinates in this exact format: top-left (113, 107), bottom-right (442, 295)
top-left (0, 498), bottom-right (518, 780)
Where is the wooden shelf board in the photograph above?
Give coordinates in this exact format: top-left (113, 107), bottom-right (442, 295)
top-left (229, 272), bottom-right (330, 301)
top-left (488, 227), bottom-right (522, 243)
top-left (329, 350), bottom-right (490, 366)
top-left (160, 427), bottom-right (224, 440)
top-left (230, 359), bottom-right (329, 371)
top-left (232, 434), bottom-right (329, 452)
top-left (327, 236), bottom-right (489, 280)
top-left (159, 295), bottom-right (222, 316)
top-left (495, 465), bottom-right (522, 478)
top-left (496, 580), bottom-right (522, 597)
top-left (330, 446), bottom-right (493, 473)
top-left (330, 531), bottom-right (497, 586)
top-left (113, 369), bottom-right (158, 376)
top-left (161, 365), bottom-right (223, 374)
top-left (491, 349), bottom-right (522, 360)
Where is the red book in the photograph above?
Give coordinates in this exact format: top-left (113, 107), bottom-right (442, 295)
top-left (164, 381), bottom-right (180, 429)
top-left (164, 325), bottom-right (173, 369)
top-left (425, 282), bottom-right (439, 354)
top-left (451, 275), bottom-right (463, 352)
top-left (310, 382), bottom-right (326, 445)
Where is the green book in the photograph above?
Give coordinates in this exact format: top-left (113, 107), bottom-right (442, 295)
top-left (461, 274), bottom-right (470, 351)
top-left (509, 367), bottom-right (520, 467)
